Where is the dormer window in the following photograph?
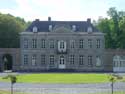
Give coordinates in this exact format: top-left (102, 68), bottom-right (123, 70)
top-left (87, 26), bottom-right (92, 33)
top-left (72, 25), bottom-right (76, 31)
top-left (33, 26), bottom-right (38, 33)
top-left (49, 25), bottom-right (52, 31)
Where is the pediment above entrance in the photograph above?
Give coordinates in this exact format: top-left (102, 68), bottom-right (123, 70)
top-left (53, 24), bottom-right (71, 33)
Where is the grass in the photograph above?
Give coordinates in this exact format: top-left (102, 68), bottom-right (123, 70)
top-left (0, 73), bottom-right (124, 84)
top-left (90, 91), bottom-right (125, 94)
top-left (0, 90), bottom-right (26, 94)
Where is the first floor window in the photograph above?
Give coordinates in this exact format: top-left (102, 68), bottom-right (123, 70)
top-left (32, 55), bottom-right (37, 66)
top-left (50, 55), bottom-right (54, 65)
top-left (88, 56), bottom-right (92, 66)
top-left (32, 39), bottom-right (37, 48)
top-left (24, 54), bottom-right (28, 65)
top-left (24, 39), bottom-right (28, 48)
top-left (69, 55), bottom-right (75, 64)
top-left (96, 39), bottom-right (101, 48)
top-left (50, 40), bottom-right (54, 48)
top-left (41, 39), bottom-right (45, 48)
top-left (70, 40), bottom-right (75, 48)
top-left (79, 55), bottom-right (84, 65)
top-left (79, 39), bottom-right (84, 48)
top-left (88, 39), bottom-right (92, 48)
top-left (41, 55), bottom-right (46, 65)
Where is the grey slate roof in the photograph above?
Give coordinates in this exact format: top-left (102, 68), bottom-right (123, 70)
top-left (26, 20), bottom-right (99, 32)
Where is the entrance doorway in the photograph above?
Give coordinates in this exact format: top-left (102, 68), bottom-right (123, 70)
top-left (2, 54), bottom-right (13, 70)
top-left (59, 55), bottom-right (66, 69)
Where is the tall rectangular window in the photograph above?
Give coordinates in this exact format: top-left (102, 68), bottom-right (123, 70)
top-left (41, 39), bottom-right (45, 48)
top-left (50, 40), bottom-right (54, 48)
top-left (69, 55), bottom-right (75, 64)
top-left (24, 39), bottom-right (28, 48)
top-left (32, 55), bottom-right (37, 66)
top-left (79, 55), bottom-right (84, 65)
top-left (50, 55), bottom-right (54, 65)
top-left (96, 39), bottom-right (101, 48)
top-left (41, 55), bottom-right (46, 65)
top-left (24, 54), bottom-right (28, 65)
top-left (88, 39), bottom-right (92, 48)
top-left (60, 41), bottom-right (65, 49)
top-left (79, 39), bottom-right (84, 48)
top-left (32, 39), bottom-right (37, 48)
top-left (70, 40), bottom-right (75, 48)
top-left (88, 56), bottom-right (92, 66)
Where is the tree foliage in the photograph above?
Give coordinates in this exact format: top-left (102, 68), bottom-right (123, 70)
top-left (0, 13), bottom-right (29, 48)
top-left (96, 7), bottom-right (125, 49)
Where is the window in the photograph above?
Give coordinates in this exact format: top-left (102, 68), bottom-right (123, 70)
top-left (60, 56), bottom-right (64, 64)
top-left (79, 39), bottom-right (84, 48)
top-left (32, 55), bottom-right (37, 66)
top-left (33, 26), bottom-right (38, 32)
top-left (87, 27), bottom-right (92, 33)
top-left (60, 41), bottom-right (65, 49)
top-left (41, 55), bottom-right (46, 65)
top-left (72, 25), bottom-right (76, 31)
top-left (24, 39), bottom-right (28, 48)
top-left (79, 55), bottom-right (84, 65)
top-left (32, 39), bottom-right (37, 48)
top-left (24, 55), bottom-right (28, 65)
top-left (41, 39), bottom-right (45, 48)
top-left (70, 40), bottom-right (75, 48)
top-left (88, 39), bottom-right (92, 48)
top-left (50, 55), bottom-right (54, 65)
top-left (69, 55), bottom-right (75, 64)
top-left (96, 39), bottom-right (101, 48)
top-left (50, 40), bottom-right (54, 48)
top-left (88, 56), bottom-right (92, 66)
top-left (49, 25), bottom-right (52, 31)
top-left (96, 56), bottom-right (102, 67)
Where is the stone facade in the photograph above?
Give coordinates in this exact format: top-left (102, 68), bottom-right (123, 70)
top-left (19, 18), bottom-right (106, 72)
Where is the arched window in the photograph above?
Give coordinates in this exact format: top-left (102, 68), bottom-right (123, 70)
top-left (33, 26), bottom-right (38, 32)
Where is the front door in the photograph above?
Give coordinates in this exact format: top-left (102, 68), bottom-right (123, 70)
top-left (59, 55), bottom-right (65, 69)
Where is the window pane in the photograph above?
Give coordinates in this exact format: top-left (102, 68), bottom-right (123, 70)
top-left (79, 55), bottom-right (84, 65)
top-left (79, 40), bottom-right (84, 48)
top-left (41, 39), bottom-right (45, 48)
top-left (24, 54), bottom-right (28, 65)
top-left (32, 55), bottom-right (37, 66)
top-left (32, 39), bottom-right (37, 48)
top-left (41, 55), bottom-right (46, 65)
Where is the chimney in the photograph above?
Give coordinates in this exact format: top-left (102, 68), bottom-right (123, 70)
top-left (87, 18), bottom-right (91, 23)
top-left (35, 19), bottom-right (39, 22)
top-left (48, 17), bottom-right (51, 21)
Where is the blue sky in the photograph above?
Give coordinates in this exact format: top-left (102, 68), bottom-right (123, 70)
top-left (0, 0), bottom-right (125, 21)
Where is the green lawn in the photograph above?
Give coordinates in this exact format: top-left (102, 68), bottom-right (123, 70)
top-left (0, 73), bottom-right (124, 84)
top-left (0, 90), bottom-right (26, 94)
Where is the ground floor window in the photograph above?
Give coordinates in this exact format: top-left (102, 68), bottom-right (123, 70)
top-left (24, 54), bottom-right (28, 65)
top-left (32, 55), bottom-right (37, 66)
top-left (41, 55), bottom-right (46, 65)
top-left (50, 55), bottom-right (54, 65)
top-left (79, 55), bottom-right (84, 65)
top-left (69, 55), bottom-right (75, 65)
top-left (96, 56), bottom-right (102, 67)
top-left (88, 56), bottom-right (92, 66)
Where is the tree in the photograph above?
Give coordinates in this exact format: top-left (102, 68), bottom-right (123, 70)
top-left (3, 75), bottom-right (17, 94)
top-left (96, 7), bottom-right (125, 49)
top-left (0, 13), bottom-right (28, 48)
